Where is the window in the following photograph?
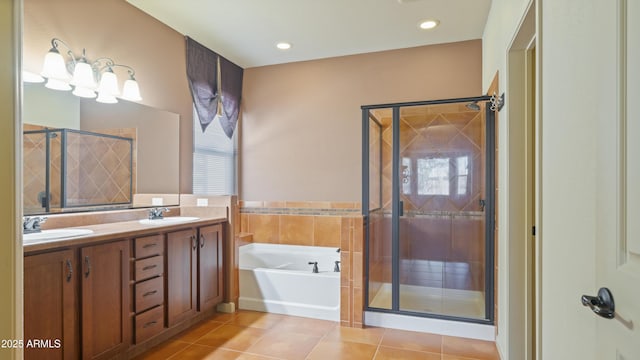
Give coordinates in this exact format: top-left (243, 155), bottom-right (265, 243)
top-left (417, 157), bottom-right (450, 195)
top-left (456, 156), bottom-right (469, 196)
top-left (192, 109), bottom-right (237, 195)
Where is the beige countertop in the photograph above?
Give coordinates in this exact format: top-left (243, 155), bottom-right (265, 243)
top-left (23, 216), bottom-right (227, 254)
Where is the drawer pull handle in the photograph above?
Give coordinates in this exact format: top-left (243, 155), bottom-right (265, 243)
top-left (143, 290), bottom-right (158, 297)
top-left (84, 256), bottom-right (91, 278)
top-left (66, 259), bottom-right (73, 282)
top-left (142, 243), bottom-right (158, 249)
top-left (143, 320), bottom-right (157, 329)
top-left (142, 264), bottom-right (157, 271)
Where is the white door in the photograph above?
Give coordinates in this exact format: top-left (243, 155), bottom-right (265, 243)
top-left (593, 0), bottom-right (640, 358)
top-left (541, 0), bottom-right (640, 358)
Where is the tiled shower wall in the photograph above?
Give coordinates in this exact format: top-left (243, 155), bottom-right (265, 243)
top-left (238, 201), bottom-right (365, 327)
top-left (368, 103), bottom-right (487, 298)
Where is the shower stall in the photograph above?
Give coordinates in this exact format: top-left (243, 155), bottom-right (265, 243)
top-left (362, 96), bottom-right (494, 324)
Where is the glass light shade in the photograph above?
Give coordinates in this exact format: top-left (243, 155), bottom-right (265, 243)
top-left (45, 78), bottom-right (72, 91)
top-left (41, 49), bottom-right (70, 81)
top-left (72, 85), bottom-right (96, 98)
top-left (96, 92), bottom-right (118, 104)
top-left (97, 70), bottom-right (120, 96)
top-left (23, 71), bottom-right (45, 83)
top-left (121, 78), bottom-right (142, 101)
top-left (70, 60), bottom-right (96, 89)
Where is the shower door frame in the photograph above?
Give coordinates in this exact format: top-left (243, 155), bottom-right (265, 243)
top-left (362, 95), bottom-right (495, 325)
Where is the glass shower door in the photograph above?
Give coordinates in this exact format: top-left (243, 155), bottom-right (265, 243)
top-left (366, 108), bottom-right (393, 310)
top-left (397, 102), bottom-right (490, 320)
top-left (363, 97), bottom-right (494, 324)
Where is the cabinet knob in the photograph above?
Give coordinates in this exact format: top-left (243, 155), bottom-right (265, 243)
top-left (200, 234), bottom-right (205, 248)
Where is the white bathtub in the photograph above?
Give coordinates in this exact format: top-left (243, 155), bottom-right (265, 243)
top-left (239, 243), bottom-right (340, 321)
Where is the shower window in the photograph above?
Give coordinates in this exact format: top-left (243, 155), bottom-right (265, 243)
top-left (417, 157), bottom-right (450, 195)
top-left (456, 156), bottom-right (470, 196)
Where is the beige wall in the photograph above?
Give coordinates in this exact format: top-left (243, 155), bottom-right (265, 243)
top-left (1, 0), bottom-right (21, 357)
top-left (241, 40), bottom-right (482, 201)
top-left (23, 0), bottom-right (194, 194)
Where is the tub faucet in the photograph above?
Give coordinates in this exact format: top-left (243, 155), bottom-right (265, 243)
top-left (308, 261), bottom-right (319, 273)
top-left (148, 207), bottom-right (169, 220)
top-left (23, 216), bottom-right (47, 234)
top-left (336, 248), bottom-right (341, 253)
top-left (334, 261), bottom-right (340, 272)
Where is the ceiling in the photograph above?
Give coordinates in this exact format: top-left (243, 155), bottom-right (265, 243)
top-left (126, 0), bottom-right (492, 69)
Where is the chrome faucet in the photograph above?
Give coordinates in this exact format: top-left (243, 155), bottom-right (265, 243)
top-left (148, 207), bottom-right (169, 220)
top-left (23, 216), bottom-right (47, 234)
top-left (308, 261), bottom-right (319, 273)
top-left (334, 261), bottom-right (340, 272)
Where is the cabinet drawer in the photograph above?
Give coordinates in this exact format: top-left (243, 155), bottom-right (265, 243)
top-left (135, 256), bottom-right (164, 281)
top-left (135, 235), bottom-right (164, 258)
top-left (135, 276), bottom-right (163, 313)
top-left (134, 305), bottom-right (164, 344)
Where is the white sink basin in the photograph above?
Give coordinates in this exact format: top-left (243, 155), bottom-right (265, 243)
top-left (23, 228), bottom-right (94, 244)
top-left (139, 216), bottom-right (200, 226)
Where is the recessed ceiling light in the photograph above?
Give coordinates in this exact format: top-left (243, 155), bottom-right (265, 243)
top-left (276, 42), bottom-right (292, 50)
top-left (419, 19), bottom-right (440, 30)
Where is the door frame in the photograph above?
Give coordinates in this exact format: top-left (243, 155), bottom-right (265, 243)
top-left (505, 1), bottom-right (539, 359)
top-left (1, 0), bottom-right (23, 359)
top-left (361, 95), bottom-right (495, 325)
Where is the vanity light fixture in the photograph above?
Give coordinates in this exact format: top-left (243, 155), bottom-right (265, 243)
top-left (39, 38), bottom-right (142, 104)
top-left (418, 19), bottom-right (440, 30)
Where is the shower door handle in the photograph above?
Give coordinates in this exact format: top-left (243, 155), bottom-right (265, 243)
top-left (399, 200), bottom-right (404, 217)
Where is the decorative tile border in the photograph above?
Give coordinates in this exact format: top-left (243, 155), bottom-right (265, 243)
top-left (240, 206), bottom-right (360, 216)
top-left (239, 201), bottom-right (361, 217)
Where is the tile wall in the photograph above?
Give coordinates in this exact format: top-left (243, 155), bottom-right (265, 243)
top-left (238, 201), bottom-right (365, 327)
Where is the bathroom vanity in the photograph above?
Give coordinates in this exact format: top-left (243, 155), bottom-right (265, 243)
top-left (23, 214), bottom-right (226, 360)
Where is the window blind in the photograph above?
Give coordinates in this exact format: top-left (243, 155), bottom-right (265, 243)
top-left (192, 110), bottom-right (237, 195)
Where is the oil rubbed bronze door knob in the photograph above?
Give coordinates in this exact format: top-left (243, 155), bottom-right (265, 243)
top-left (581, 287), bottom-right (615, 319)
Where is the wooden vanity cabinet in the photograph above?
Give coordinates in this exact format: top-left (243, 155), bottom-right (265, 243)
top-left (167, 225), bottom-right (224, 326)
top-left (24, 220), bottom-right (226, 359)
top-left (132, 234), bottom-right (165, 344)
top-left (24, 249), bottom-right (78, 360)
top-left (166, 229), bottom-right (198, 326)
top-left (80, 240), bottom-right (130, 360)
top-left (198, 224), bottom-right (224, 311)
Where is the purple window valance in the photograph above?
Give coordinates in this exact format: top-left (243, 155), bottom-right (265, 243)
top-left (185, 36), bottom-right (243, 138)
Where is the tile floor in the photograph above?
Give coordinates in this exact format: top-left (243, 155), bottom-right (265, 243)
top-left (136, 310), bottom-right (500, 360)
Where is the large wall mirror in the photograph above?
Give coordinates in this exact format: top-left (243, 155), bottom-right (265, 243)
top-left (23, 83), bottom-right (180, 215)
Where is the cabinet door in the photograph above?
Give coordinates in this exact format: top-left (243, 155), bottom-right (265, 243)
top-left (81, 240), bottom-right (130, 360)
top-left (24, 250), bottom-right (78, 360)
top-left (198, 224), bottom-right (224, 311)
top-left (166, 229), bottom-right (197, 326)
